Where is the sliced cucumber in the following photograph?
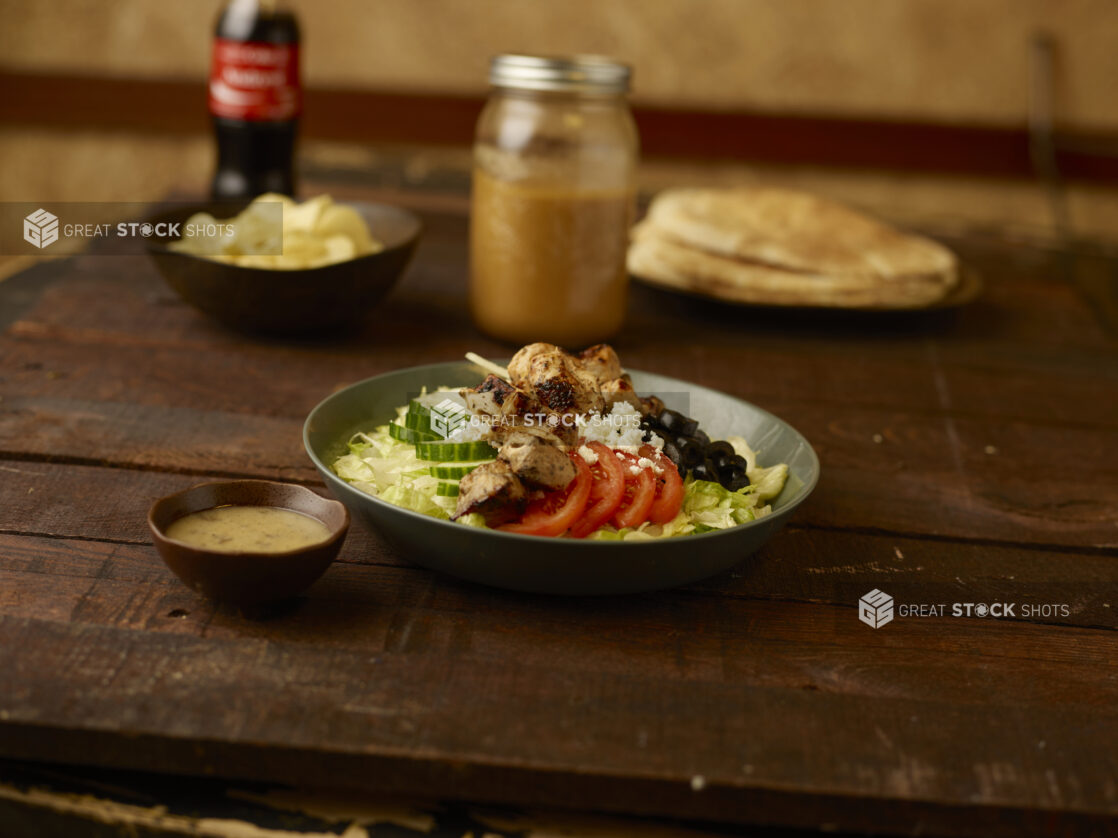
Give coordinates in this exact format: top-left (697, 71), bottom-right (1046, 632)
top-left (415, 439), bottom-right (495, 462)
top-left (435, 480), bottom-right (461, 497)
top-left (388, 420), bottom-right (439, 444)
top-left (404, 410), bottom-right (432, 432)
top-left (430, 459), bottom-right (493, 479)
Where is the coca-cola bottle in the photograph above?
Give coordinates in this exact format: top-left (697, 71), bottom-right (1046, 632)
top-left (208, 0), bottom-right (301, 200)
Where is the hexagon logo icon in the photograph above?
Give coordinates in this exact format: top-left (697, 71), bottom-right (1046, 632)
top-left (24, 208), bottom-right (60, 249)
top-left (430, 397), bottom-right (468, 438)
top-left (858, 588), bottom-right (894, 629)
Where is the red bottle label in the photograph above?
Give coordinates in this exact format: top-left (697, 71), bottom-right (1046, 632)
top-left (209, 38), bottom-right (301, 121)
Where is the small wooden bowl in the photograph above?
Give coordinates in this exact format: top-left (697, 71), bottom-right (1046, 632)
top-left (148, 480), bottom-right (349, 606)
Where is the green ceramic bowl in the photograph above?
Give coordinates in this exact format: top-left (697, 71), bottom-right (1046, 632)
top-left (303, 362), bottom-right (819, 595)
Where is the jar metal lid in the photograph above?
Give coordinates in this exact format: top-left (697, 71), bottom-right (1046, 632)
top-left (489, 54), bottom-right (631, 94)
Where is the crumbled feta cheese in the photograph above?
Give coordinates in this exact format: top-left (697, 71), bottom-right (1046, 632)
top-left (580, 401), bottom-right (663, 453)
top-left (577, 444), bottom-right (599, 464)
top-left (637, 457), bottom-right (654, 470)
top-left (629, 465), bottom-right (640, 475)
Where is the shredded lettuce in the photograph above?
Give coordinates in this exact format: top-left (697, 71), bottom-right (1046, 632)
top-left (380, 484), bottom-right (451, 520)
top-left (331, 425), bottom-right (462, 521)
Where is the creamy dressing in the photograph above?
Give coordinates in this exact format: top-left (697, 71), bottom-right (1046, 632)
top-left (164, 505), bottom-right (331, 553)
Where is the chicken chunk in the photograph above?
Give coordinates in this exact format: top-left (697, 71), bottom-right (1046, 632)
top-left (577, 344), bottom-right (623, 385)
top-left (452, 460), bottom-right (528, 525)
top-left (638, 393), bottom-right (665, 420)
top-left (487, 422), bottom-right (568, 451)
top-left (517, 351), bottom-right (605, 415)
top-left (507, 342), bottom-right (564, 389)
top-left (460, 374), bottom-right (540, 420)
top-left (498, 431), bottom-right (576, 490)
top-left (601, 376), bottom-right (643, 410)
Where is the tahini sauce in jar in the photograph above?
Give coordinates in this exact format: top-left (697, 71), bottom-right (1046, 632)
top-left (470, 55), bottom-right (638, 346)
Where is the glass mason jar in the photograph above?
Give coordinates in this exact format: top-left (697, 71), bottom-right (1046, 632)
top-left (470, 54), bottom-right (639, 347)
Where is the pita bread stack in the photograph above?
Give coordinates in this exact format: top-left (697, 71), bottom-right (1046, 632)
top-left (628, 188), bottom-right (960, 309)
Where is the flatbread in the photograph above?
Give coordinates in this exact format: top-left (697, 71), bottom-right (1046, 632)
top-left (628, 223), bottom-right (954, 309)
top-left (646, 187), bottom-right (958, 282)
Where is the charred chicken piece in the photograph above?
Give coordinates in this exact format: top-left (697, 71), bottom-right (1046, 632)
top-left (516, 351), bottom-right (605, 415)
top-left (452, 460), bottom-right (528, 525)
top-left (577, 344), bottom-right (623, 385)
top-left (460, 374), bottom-right (540, 419)
top-left (497, 431), bottom-right (576, 490)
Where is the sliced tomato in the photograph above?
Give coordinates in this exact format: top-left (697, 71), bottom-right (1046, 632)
top-left (642, 444), bottom-right (685, 524)
top-left (612, 452), bottom-right (656, 530)
top-left (569, 441), bottom-right (627, 538)
top-left (499, 453), bottom-right (592, 537)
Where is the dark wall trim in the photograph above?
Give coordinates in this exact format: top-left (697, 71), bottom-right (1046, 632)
top-left (2, 71), bottom-right (1116, 182)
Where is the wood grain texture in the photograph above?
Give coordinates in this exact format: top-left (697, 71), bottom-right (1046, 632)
top-left (0, 201), bottom-right (1116, 836)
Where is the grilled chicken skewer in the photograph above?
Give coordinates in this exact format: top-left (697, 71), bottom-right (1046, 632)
top-left (455, 342), bottom-right (658, 525)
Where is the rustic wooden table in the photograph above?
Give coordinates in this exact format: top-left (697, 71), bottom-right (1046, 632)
top-left (0, 198), bottom-right (1115, 837)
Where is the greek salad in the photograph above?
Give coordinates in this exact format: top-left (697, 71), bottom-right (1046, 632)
top-left (332, 343), bottom-right (788, 540)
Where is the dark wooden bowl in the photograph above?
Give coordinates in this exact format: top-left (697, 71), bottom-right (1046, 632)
top-left (148, 480), bottom-right (349, 606)
top-left (145, 201), bottom-right (421, 336)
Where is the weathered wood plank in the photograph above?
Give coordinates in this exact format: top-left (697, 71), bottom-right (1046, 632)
top-left (4, 316), bottom-right (1115, 429)
top-left (1, 534), bottom-right (1115, 704)
top-left (0, 397), bottom-right (314, 481)
top-left (0, 615), bottom-right (1115, 836)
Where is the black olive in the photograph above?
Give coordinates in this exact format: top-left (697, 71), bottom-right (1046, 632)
top-left (705, 440), bottom-right (735, 460)
top-left (719, 462), bottom-right (746, 482)
top-left (677, 415), bottom-right (700, 437)
top-left (677, 436), bottom-right (706, 469)
top-left (658, 409), bottom-right (687, 435)
top-left (692, 428), bottom-right (711, 447)
top-left (661, 440), bottom-right (683, 470)
top-left (712, 453), bottom-right (736, 474)
top-left (691, 459), bottom-right (717, 482)
top-left (652, 411), bottom-right (679, 433)
top-left (726, 471), bottom-right (751, 492)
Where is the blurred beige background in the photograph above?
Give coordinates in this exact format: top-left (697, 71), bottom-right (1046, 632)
top-left (2, 0), bottom-right (1117, 244)
top-left (4, 0), bottom-right (1118, 128)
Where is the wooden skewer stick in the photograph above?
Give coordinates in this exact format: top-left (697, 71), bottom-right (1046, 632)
top-left (464, 352), bottom-right (509, 380)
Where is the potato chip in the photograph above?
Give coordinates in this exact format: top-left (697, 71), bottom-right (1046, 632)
top-left (315, 204), bottom-right (381, 253)
top-left (283, 194), bottom-right (332, 233)
top-left (169, 193), bottom-right (381, 269)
